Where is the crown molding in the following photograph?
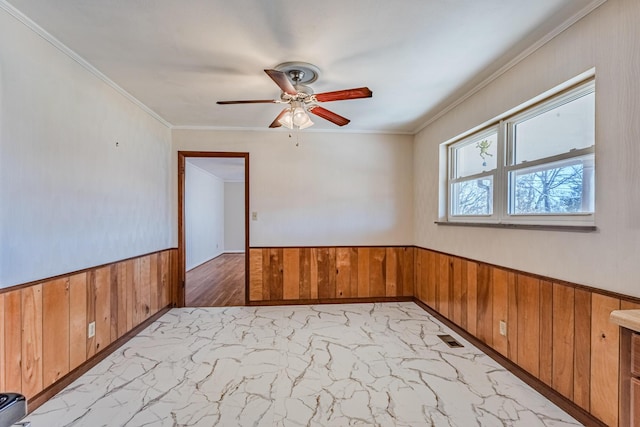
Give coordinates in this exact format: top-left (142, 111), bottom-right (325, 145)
top-left (3, 0), bottom-right (606, 137)
top-left (171, 125), bottom-right (414, 136)
top-left (412, 0), bottom-right (607, 135)
top-left (0, 0), bottom-right (173, 129)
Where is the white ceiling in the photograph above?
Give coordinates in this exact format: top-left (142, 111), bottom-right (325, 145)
top-left (187, 157), bottom-right (245, 182)
top-left (7, 0), bottom-right (599, 133)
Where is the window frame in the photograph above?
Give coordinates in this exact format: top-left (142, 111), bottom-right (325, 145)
top-left (448, 125), bottom-right (500, 222)
top-left (445, 79), bottom-right (595, 227)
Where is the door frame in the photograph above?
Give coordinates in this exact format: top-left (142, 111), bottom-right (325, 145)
top-left (177, 151), bottom-right (250, 307)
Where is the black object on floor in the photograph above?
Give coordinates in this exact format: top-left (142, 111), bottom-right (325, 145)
top-left (0, 393), bottom-right (27, 427)
top-left (438, 334), bottom-right (464, 348)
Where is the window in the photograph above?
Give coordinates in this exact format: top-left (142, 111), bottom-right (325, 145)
top-left (450, 129), bottom-right (497, 217)
top-left (446, 79), bottom-right (595, 227)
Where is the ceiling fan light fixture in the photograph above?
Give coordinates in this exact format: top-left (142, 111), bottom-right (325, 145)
top-left (279, 101), bottom-right (313, 130)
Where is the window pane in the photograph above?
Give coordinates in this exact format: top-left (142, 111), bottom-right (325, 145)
top-left (510, 155), bottom-right (594, 215)
top-left (455, 132), bottom-right (498, 178)
top-left (514, 91), bottom-right (594, 164)
top-left (451, 177), bottom-right (493, 216)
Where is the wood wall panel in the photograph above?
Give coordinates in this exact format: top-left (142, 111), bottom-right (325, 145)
top-left (261, 250), bottom-right (272, 300)
top-left (159, 251), bottom-right (170, 308)
top-left (69, 273), bottom-right (87, 371)
top-left (86, 272), bottom-right (96, 360)
top-left (426, 251), bottom-right (437, 309)
top-left (317, 248), bottom-right (336, 299)
top-left (466, 261), bottom-right (478, 337)
top-left (310, 248), bottom-right (319, 299)
top-left (249, 249), bottom-right (263, 301)
top-left (426, 250), bottom-right (434, 304)
top-left (4, 290), bottom-right (22, 393)
top-left (552, 283), bottom-right (575, 400)
top-left (357, 248), bottom-right (370, 297)
top-left (385, 248), bottom-right (397, 297)
top-left (451, 257), bottom-right (463, 327)
top-left (283, 248), bottom-right (300, 300)
top-left (369, 248), bottom-right (386, 297)
top-left (0, 248), bottom-right (175, 403)
top-left (516, 274), bottom-right (540, 377)
top-left (492, 269), bottom-right (509, 357)
top-left (437, 254), bottom-right (451, 318)
top-left (116, 261), bottom-right (131, 337)
top-left (122, 260), bottom-right (135, 332)
top-left (133, 257), bottom-right (151, 325)
top-left (539, 280), bottom-right (553, 386)
top-left (336, 248), bottom-right (357, 298)
top-left (299, 248), bottom-right (312, 299)
top-left (270, 248), bottom-right (285, 300)
top-left (94, 267), bottom-right (112, 354)
top-left (590, 293), bottom-right (620, 427)
top-left (249, 247), bottom-right (414, 302)
top-left (170, 249), bottom-right (179, 307)
top-left (21, 284), bottom-right (43, 399)
top-left (414, 249), bottom-right (425, 301)
top-left (507, 272), bottom-right (518, 363)
top-left (42, 279), bottom-right (70, 387)
top-left (573, 288), bottom-right (591, 411)
top-left (476, 264), bottom-right (493, 346)
top-left (149, 255), bottom-right (159, 316)
top-left (402, 247), bottom-right (415, 297)
top-left (109, 265), bottom-right (119, 342)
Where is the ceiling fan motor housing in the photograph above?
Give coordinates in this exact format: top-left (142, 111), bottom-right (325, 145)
top-left (274, 61), bottom-right (320, 84)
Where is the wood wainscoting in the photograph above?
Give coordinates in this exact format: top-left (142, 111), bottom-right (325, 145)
top-left (0, 248), bottom-right (178, 408)
top-left (414, 246), bottom-right (640, 427)
top-left (249, 247), bottom-right (414, 303)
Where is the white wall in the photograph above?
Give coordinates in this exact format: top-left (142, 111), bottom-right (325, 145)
top-left (414, 0), bottom-right (640, 297)
top-left (172, 130), bottom-right (414, 247)
top-left (224, 182), bottom-right (245, 252)
top-left (185, 162), bottom-right (224, 270)
top-left (0, 8), bottom-right (172, 288)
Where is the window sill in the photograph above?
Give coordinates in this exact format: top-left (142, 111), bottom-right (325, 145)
top-left (434, 221), bottom-right (597, 232)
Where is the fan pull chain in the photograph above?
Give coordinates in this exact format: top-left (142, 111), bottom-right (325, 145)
top-left (288, 130), bottom-right (301, 147)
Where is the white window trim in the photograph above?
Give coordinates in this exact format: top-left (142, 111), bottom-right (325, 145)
top-left (444, 78), bottom-right (595, 228)
top-left (448, 126), bottom-right (499, 222)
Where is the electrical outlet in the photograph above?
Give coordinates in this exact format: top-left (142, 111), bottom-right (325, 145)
top-left (252, 212), bottom-right (258, 221)
top-left (499, 320), bottom-right (507, 336)
top-left (88, 321), bottom-right (96, 338)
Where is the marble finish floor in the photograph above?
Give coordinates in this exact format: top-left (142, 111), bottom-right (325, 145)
top-left (25, 303), bottom-right (581, 426)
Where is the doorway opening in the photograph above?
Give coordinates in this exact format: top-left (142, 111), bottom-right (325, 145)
top-left (178, 151), bottom-right (249, 307)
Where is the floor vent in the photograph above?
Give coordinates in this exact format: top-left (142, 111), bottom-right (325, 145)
top-left (438, 334), bottom-right (463, 348)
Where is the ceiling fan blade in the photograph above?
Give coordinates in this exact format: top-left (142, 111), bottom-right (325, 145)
top-left (308, 106), bottom-right (350, 126)
top-left (264, 69), bottom-right (297, 95)
top-left (314, 87), bottom-right (373, 103)
top-left (269, 108), bottom-right (289, 128)
top-left (217, 100), bottom-right (276, 105)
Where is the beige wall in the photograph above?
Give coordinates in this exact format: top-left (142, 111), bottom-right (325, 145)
top-left (224, 181), bottom-right (245, 252)
top-left (414, 0), bottom-right (640, 297)
top-left (0, 7), bottom-right (173, 288)
top-left (172, 130), bottom-right (414, 247)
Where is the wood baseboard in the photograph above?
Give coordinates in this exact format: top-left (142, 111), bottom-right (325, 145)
top-left (27, 306), bottom-right (171, 413)
top-left (247, 296), bottom-right (414, 306)
top-left (412, 298), bottom-right (605, 427)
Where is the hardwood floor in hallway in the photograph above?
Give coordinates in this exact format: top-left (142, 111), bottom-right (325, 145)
top-left (186, 253), bottom-right (245, 306)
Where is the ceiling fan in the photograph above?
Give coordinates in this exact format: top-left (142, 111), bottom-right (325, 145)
top-left (217, 62), bottom-right (372, 129)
